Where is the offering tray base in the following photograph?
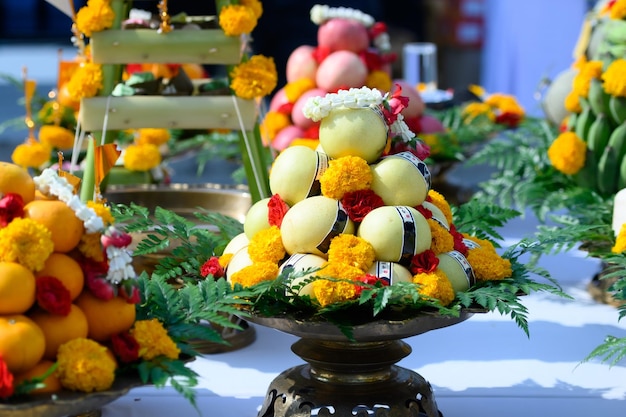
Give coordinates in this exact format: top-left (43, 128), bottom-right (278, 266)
top-left (249, 311), bottom-right (477, 417)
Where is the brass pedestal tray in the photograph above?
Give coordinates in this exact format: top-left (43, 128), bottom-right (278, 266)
top-left (104, 183), bottom-right (256, 353)
top-left (0, 374), bottom-right (142, 417)
top-left (248, 310), bottom-right (477, 417)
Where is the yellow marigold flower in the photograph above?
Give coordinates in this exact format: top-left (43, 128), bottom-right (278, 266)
top-left (56, 338), bottom-right (117, 392)
top-left (464, 235), bottom-right (512, 280)
top-left (219, 253), bottom-right (233, 268)
top-left (468, 84), bottom-right (486, 99)
top-left (602, 58), bottom-right (626, 97)
top-left (564, 90), bottom-right (582, 113)
top-left (230, 261), bottom-right (279, 287)
top-left (75, 0), bottom-right (115, 37)
top-left (38, 125), bottom-right (75, 149)
top-left (413, 268), bottom-right (455, 306)
top-left (78, 232), bottom-right (105, 262)
top-left (320, 155), bottom-right (373, 200)
top-left (420, 133), bottom-right (442, 156)
top-left (261, 111), bottom-right (291, 142)
top-left (547, 131), bottom-right (587, 175)
top-left (486, 94), bottom-right (525, 116)
top-left (11, 141), bottom-right (51, 169)
top-left (0, 218), bottom-right (54, 271)
top-left (248, 226), bottom-right (286, 263)
top-left (66, 62), bottom-right (103, 101)
top-left (132, 319), bottom-right (181, 361)
top-left (136, 128), bottom-right (171, 146)
top-left (312, 262), bottom-right (363, 307)
top-left (427, 219), bottom-right (454, 255)
top-left (365, 70), bottom-right (392, 92)
top-left (609, 0), bottom-right (626, 19)
top-left (240, 0), bottom-right (263, 19)
top-left (219, 4), bottom-right (258, 36)
top-left (427, 190), bottom-right (453, 225)
top-left (572, 55), bottom-right (587, 70)
top-left (572, 60), bottom-right (603, 98)
top-left (327, 234), bottom-right (375, 271)
top-left (461, 102), bottom-right (495, 123)
top-left (87, 201), bottom-right (114, 226)
top-left (284, 78), bottom-right (316, 103)
top-left (290, 138), bottom-right (320, 150)
top-left (612, 223), bottom-right (626, 253)
top-left (230, 55), bottom-right (278, 100)
top-left (123, 143), bottom-right (161, 172)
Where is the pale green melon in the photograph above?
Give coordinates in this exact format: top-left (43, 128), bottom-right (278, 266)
top-left (269, 146), bottom-right (329, 206)
top-left (436, 251), bottom-right (476, 293)
top-left (371, 153), bottom-right (430, 206)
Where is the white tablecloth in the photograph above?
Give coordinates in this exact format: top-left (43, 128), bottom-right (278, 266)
top-left (103, 212), bottom-right (626, 417)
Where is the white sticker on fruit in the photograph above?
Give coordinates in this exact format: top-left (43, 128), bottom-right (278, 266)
top-left (316, 201), bottom-right (350, 254)
top-left (390, 151), bottom-right (431, 190)
top-left (395, 206), bottom-right (417, 266)
top-left (447, 250), bottom-right (476, 286)
top-left (307, 152), bottom-right (330, 198)
top-left (374, 261), bottom-right (393, 285)
top-left (462, 238), bottom-right (481, 250)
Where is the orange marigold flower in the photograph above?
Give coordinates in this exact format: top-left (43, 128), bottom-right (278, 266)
top-left (461, 102), bottom-right (495, 123)
top-left (609, 0), bottom-right (626, 19)
top-left (463, 235), bottom-right (512, 281)
top-left (547, 131), bottom-right (587, 175)
top-left (602, 58), bottom-right (626, 97)
top-left (230, 55), bottom-right (278, 99)
top-left (56, 338), bottom-right (117, 392)
top-left (230, 261), bottom-right (279, 287)
top-left (75, 0), bottom-right (115, 37)
top-left (365, 70), bottom-right (392, 92)
top-left (572, 60), bottom-right (603, 98)
top-left (312, 262), bottom-right (363, 307)
top-left (240, 0), bottom-right (263, 19)
top-left (320, 155), bottom-right (373, 200)
top-left (248, 226), bottom-right (286, 263)
top-left (564, 90), bottom-right (582, 113)
top-left (219, 253), bottom-right (234, 268)
top-left (11, 140), bottom-right (51, 169)
top-left (132, 319), bottom-right (180, 361)
top-left (66, 62), bottom-right (103, 101)
top-left (136, 128), bottom-right (171, 146)
top-left (261, 111), bottom-right (291, 143)
top-left (39, 125), bottom-right (75, 149)
top-left (327, 234), bottom-right (375, 271)
top-left (413, 268), bottom-right (455, 306)
top-left (612, 223), bottom-right (626, 253)
top-left (426, 189), bottom-right (453, 225)
top-left (219, 4), bottom-right (258, 36)
top-left (78, 232), bottom-right (105, 262)
top-left (284, 78), bottom-right (316, 103)
top-left (123, 143), bottom-right (161, 172)
top-left (427, 219), bottom-right (455, 255)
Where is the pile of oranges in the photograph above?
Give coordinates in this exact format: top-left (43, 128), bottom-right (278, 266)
top-left (0, 162), bottom-right (136, 395)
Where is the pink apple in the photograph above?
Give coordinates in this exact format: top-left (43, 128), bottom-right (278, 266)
top-left (391, 80), bottom-right (425, 119)
top-left (317, 18), bottom-right (370, 53)
top-left (286, 45), bottom-right (318, 83)
top-left (273, 125), bottom-right (305, 151)
top-left (292, 88), bottom-right (327, 129)
top-left (315, 50), bottom-right (367, 92)
top-left (419, 114), bottom-right (446, 134)
top-left (269, 87), bottom-right (289, 112)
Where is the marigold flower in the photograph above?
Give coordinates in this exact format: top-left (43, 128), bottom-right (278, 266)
top-left (230, 55), bottom-right (278, 99)
top-left (413, 268), bottom-right (455, 306)
top-left (219, 253), bottom-right (234, 267)
top-left (365, 70), bottom-right (392, 92)
top-left (135, 128), bottom-right (171, 146)
top-left (320, 155), bottom-right (373, 200)
top-left (284, 78), bottom-right (316, 103)
top-left (312, 262), bottom-right (363, 307)
top-left (612, 223), bottom-right (626, 253)
top-left (11, 140), bottom-right (51, 169)
top-left (547, 131), bottom-right (586, 175)
top-left (327, 234), bottom-right (375, 271)
top-left (56, 338), bottom-right (117, 392)
top-left (608, 0), bottom-right (626, 19)
top-left (426, 190), bottom-right (453, 225)
top-left (39, 125), bottom-right (75, 149)
top-left (230, 261), bottom-right (279, 287)
top-left (248, 226), bottom-right (286, 263)
top-left (79, 232), bottom-right (105, 261)
top-left (261, 111), bottom-right (291, 142)
top-left (462, 102), bottom-right (495, 123)
top-left (75, 0), bottom-right (115, 37)
top-left (87, 201), bottom-right (114, 226)
top-left (132, 319), bottom-right (180, 361)
top-left (463, 235), bottom-right (512, 280)
top-left (66, 62), bottom-right (103, 101)
top-left (240, 0), bottom-right (263, 19)
top-left (427, 219), bottom-right (455, 255)
top-left (123, 143), bottom-right (161, 171)
top-left (219, 4), bottom-right (258, 36)
top-left (572, 60), bottom-right (603, 98)
top-left (0, 218), bottom-right (54, 271)
top-left (602, 58), bottom-right (626, 97)
top-left (564, 90), bottom-right (582, 113)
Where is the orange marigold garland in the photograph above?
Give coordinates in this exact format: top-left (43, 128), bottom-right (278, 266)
top-left (327, 234), bottom-right (376, 271)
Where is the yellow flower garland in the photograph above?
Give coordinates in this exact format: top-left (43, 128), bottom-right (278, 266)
top-left (427, 190), bottom-right (453, 225)
top-left (320, 155), bottom-right (373, 200)
top-left (56, 338), bottom-right (117, 392)
top-left (132, 319), bottom-right (181, 361)
top-left (312, 262), bottom-right (363, 307)
top-left (547, 131), bottom-right (587, 175)
top-left (248, 226), bottom-right (286, 263)
top-left (0, 218), bottom-right (54, 271)
top-left (609, 0), bottom-right (626, 19)
top-left (66, 62), bottom-right (103, 101)
top-left (39, 125), bottom-right (75, 150)
top-left (463, 235), bottom-right (512, 281)
top-left (427, 218), bottom-right (454, 255)
top-left (413, 269), bottom-right (455, 306)
top-left (327, 234), bottom-right (375, 271)
top-left (230, 261), bottom-right (279, 287)
top-left (230, 55), bottom-right (278, 100)
top-left (602, 59), bottom-right (626, 97)
top-left (75, 0), bottom-right (115, 37)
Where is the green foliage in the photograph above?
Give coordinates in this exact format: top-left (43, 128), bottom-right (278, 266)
top-left (583, 336), bottom-right (626, 367)
top-left (452, 198), bottom-right (521, 244)
top-left (135, 356), bottom-right (199, 410)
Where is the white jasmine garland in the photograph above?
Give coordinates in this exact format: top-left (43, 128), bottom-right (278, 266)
top-left (390, 114), bottom-right (415, 143)
top-left (373, 32), bottom-right (391, 52)
top-left (302, 87), bottom-right (384, 121)
top-left (106, 245), bottom-right (136, 284)
top-left (310, 4), bottom-right (375, 27)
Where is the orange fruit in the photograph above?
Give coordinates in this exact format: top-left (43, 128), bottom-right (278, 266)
top-left (35, 253), bottom-right (84, 300)
top-left (29, 304), bottom-right (89, 360)
top-left (57, 82), bottom-right (80, 112)
top-left (0, 262), bottom-right (36, 314)
top-left (0, 314), bottom-right (46, 373)
top-left (0, 161), bottom-right (36, 204)
top-left (75, 291), bottom-right (136, 342)
top-left (181, 63), bottom-right (206, 79)
top-left (23, 199), bottom-right (85, 253)
top-left (13, 359), bottom-right (61, 394)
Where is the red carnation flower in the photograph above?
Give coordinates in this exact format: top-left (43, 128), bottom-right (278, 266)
top-left (416, 204), bottom-right (433, 219)
top-left (450, 225), bottom-right (468, 256)
top-left (355, 273), bottom-right (389, 296)
top-left (267, 194), bottom-right (289, 227)
top-left (119, 279), bottom-right (141, 304)
top-left (410, 250), bottom-right (439, 274)
top-left (101, 226), bottom-right (132, 249)
top-left (0, 193), bottom-right (24, 227)
top-left (341, 189), bottom-right (385, 223)
top-left (111, 331), bottom-right (140, 364)
top-left (0, 356), bottom-right (14, 399)
top-left (495, 112), bottom-right (522, 128)
top-left (36, 276), bottom-right (72, 316)
top-left (200, 256), bottom-right (225, 278)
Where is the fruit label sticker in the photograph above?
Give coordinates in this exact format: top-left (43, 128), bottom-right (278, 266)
top-left (430, 214), bottom-right (449, 231)
top-left (373, 261), bottom-right (393, 286)
top-left (369, 104), bottom-right (390, 136)
top-left (447, 250), bottom-right (476, 286)
top-left (391, 151), bottom-right (432, 190)
top-left (462, 238), bottom-right (481, 250)
top-left (395, 206), bottom-right (417, 266)
top-left (316, 201), bottom-right (349, 254)
top-left (306, 152), bottom-right (330, 199)
top-left (283, 253), bottom-right (307, 269)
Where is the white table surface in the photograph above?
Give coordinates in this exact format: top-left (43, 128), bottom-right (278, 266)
top-left (103, 212), bottom-right (626, 417)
